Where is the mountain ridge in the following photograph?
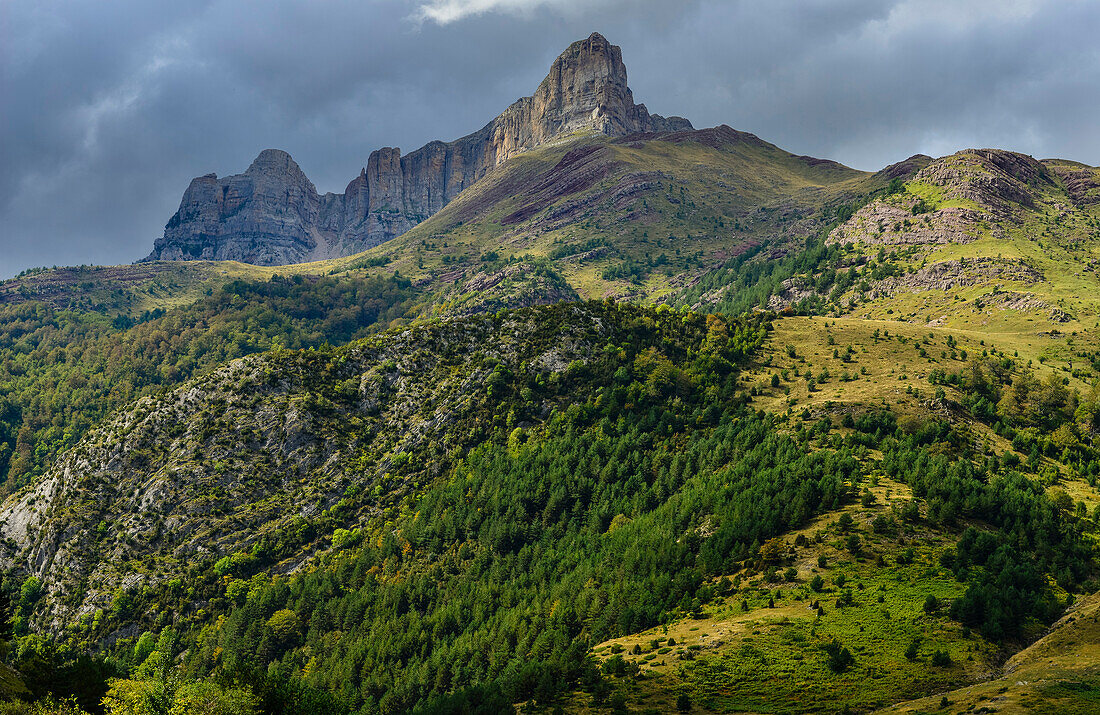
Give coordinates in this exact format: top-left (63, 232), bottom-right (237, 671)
top-left (145, 33), bottom-right (690, 267)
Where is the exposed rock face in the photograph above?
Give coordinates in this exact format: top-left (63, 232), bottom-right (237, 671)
top-left (489, 32), bottom-right (689, 156)
top-left (146, 32), bottom-right (692, 266)
top-left (1046, 161), bottom-right (1100, 208)
top-left (870, 257), bottom-right (1042, 297)
top-left (149, 150), bottom-right (332, 265)
top-left (917, 149), bottom-right (1054, 216)
top-left (829, 200), bottom-right (987, 247)
top-left (829, 149), bottom-right (1053, 248)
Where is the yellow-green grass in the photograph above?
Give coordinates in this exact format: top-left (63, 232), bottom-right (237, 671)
top-left (0, 256), bottom-right (387, 317)
top-left (745, 316), bottom-right (1098, 420)
top-left (904, 181), bottom-right (983, 212)
top-left (584, 479), bottom-right (1007, 714)
top-left (879, 590), bottom-right (1100, 714)
top-left (0, 662), bottom-right (29, 700)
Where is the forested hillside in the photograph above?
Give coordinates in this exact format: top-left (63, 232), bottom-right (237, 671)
top-left (0, 298), bottom-right (1095, 713)
top-left (0, 274), bottom-right (417, 493)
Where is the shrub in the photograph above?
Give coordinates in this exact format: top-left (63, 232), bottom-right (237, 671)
top-left (603, 655), bottom-right (635, 678)
top-left (265, 609), bottom-right (300, 642)
top-left (331, 527), bottom-right (361, 549)
top-left (822, 640), bottom-right (855, 672)
top-left (167, 682), bottom-right (258, 715)
top-left (0, 698), bottom-right (90, 715)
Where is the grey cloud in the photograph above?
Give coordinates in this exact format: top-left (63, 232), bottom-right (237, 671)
top-left (1, 0), bottom-right (1098, 278)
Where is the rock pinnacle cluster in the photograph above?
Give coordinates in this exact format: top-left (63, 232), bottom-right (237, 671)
top-left (145, 33), bottom-right (691, 266)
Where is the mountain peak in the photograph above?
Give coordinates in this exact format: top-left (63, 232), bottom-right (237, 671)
top-left (514, 32), bottom-right (688, 143)
top-left (554, 31), bottom-right (622, 75)
top-left (245, 149), bottom-right (311, 183)
top-left (146, 33), bottom-right (691, 267)
top-left (247, 148), bottom-right (295, 170)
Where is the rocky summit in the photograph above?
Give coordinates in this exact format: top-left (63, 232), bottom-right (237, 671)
top-left (145, 33), bottom-right (690, 266)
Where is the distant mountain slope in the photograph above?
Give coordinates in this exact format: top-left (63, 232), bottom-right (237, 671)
top-left (340, 124), bottom-right (886, 307)
top-left (0, 122), bottom-right (895, 319)
top-left (4, 141), bottom-right (1096, 342)
top-left (145, 33), bottom-right (690, 266)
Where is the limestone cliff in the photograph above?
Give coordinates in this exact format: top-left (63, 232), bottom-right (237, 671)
top-left (146, 32), bottom-right (691, 265)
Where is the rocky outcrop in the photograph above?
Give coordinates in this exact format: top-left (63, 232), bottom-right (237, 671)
top-left (148, 150), bottom-right (334, 265)
top-left (829, 199), bottom-right (987, 247)
top-left (1046, 161), bottom-right (1100, 208)
top-left (146, 32), bottom-right (692, 266)
top-left (868, 258), bottom-right (1042, 297)
top-left (917, 149), bottom-right (1054, 216)
top-left (829, 149), bottom-right (1053, 248)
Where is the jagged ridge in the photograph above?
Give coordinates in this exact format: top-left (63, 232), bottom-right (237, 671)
top-left (145, 33), bottom-right (691, 266)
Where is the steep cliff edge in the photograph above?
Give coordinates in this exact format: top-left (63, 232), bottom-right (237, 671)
top-left (145, 32), bottom-right (691, 266)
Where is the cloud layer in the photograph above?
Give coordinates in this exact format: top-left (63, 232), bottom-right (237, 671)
top-left (415, 0), bottom-right (581, 24)
top-left (1, 0), bottom-right (1098, 278)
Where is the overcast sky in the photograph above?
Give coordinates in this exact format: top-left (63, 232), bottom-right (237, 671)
top-left (2, 0), bottom-right (1098, 278)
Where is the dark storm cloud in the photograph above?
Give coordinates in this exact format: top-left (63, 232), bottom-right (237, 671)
top-left (1, 0), bottom-right (1098, 278)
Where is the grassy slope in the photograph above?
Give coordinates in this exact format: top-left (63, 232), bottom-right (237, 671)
top-left (583, 477), bottom-right (1001, 714)
top-left (878, 590), bottom-right (1100, 714)
top-left (304, 128), bottom-right (882, 305)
